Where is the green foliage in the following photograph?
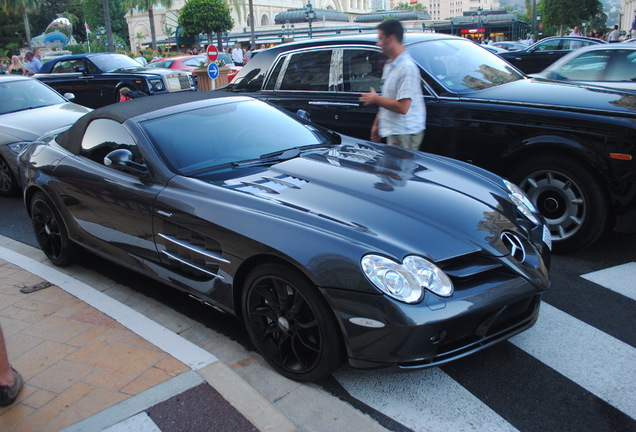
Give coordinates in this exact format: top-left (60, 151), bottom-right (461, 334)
top-left (179, 0), bottom-right (233, 37)
top-left (67, 43), bottom-right (86, 53)
top-left (393, 2), bottom-right (426, 12)
top-left (542, 0), bottom-right (601, 29)
top-left (83, 0), bottom-right (128, 43)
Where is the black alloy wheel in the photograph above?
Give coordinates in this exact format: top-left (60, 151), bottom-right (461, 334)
top-left (513, 156), bottom-right (607, 253)
top-left (30, 192), bottom-right (76, 266)
top-left (242, 263), bottom-right (343, 382)
top-left (0, 156), bottom-right (19, 197)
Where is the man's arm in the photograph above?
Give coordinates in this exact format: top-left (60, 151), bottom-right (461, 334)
top-left (359, 88), bottom-right (411, 115)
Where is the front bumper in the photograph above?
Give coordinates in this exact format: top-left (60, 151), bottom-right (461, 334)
top-left (321, 274), bottom-right (545, 370)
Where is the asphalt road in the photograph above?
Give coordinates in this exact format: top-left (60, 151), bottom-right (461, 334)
top-left (1, 195), bottom-right (635, 432)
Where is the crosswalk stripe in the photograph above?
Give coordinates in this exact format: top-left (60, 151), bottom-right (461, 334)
top-left (580, 262), bottom-right (636, 301)
top-left (334, 367), bottom-right (517, 432)
top-left (510, 302), bottom-right (636, 419)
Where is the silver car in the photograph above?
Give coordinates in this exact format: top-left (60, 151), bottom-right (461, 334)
top-left (530, 43), bottom-right (636, 92)
top-left (0, 75), bottom-right (91, 196)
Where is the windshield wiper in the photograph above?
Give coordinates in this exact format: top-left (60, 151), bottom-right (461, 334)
top-left (183, 148), bottom-right (303, 177)
top-left (259, 143), bottom-right (337, 160)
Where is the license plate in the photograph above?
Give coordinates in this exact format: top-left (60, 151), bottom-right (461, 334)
top-left (542, 224), bottom-right (552, 250)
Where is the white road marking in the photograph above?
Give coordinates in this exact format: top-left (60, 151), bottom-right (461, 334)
top-left (511, 302), bottom-right (636, 419)
top-left (334, 367), bottom-right (517, 432)
top-left (581, 262), bottom-right (636, 301)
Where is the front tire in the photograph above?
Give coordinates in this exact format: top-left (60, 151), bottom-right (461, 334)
top-left (30, 192), bottom-right (76, 266)
top-left (242, 263), bottom-right (344, 382)
top-left (512, 156), bottom-right (607, 253)
top-left (0, 156), bottom-right (19, 197)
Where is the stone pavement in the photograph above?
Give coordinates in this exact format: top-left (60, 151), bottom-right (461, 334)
top-left (0, 249), bottom-right (296, 432)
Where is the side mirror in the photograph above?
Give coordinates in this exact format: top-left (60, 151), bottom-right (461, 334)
top-left (63, 92), bottom-right (75, 101)
top-left (296, 109), bottom-right (311, 121)
top-left (104, 149), bottom-right (147, 174)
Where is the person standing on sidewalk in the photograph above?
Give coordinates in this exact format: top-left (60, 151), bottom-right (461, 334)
top-left (0, 324), bottom-right (23, 406)
top-left (359, 19), bottom-right (425, 151)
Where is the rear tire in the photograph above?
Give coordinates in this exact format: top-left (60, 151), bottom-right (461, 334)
top-left (30, 192), bottom-right (76, 266)
top-left (242, 263), bottom-right (344, 382)
top-left (512, 156), bottom-right (607, 253)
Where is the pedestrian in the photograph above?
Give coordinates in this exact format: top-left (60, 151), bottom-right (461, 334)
top-left (631, 13), bottom-right (636, 39)
top-left (569, 26), bottom-right (583, 36)
top-left (118, 87), bottom-right (146, 102)
top-left (359, 19), bottom-right (425, 151)
top-left (7, 55), bottom-right (26, 75)
top-left (0, 324), bottom-right (24, 406)
top-left (232, 42), bottom-right (244, 66)
top-left (607, 25), bottom-right (620, 42)
top-left (24, 51), bottom-right (42, 76)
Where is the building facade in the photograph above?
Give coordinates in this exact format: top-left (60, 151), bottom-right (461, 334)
top-left (621, 0), bottom-right (636, 37)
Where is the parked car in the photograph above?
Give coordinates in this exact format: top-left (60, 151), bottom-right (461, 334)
top-left (148, 53), bottom-right (241, 84)
top-left (497, 36), bottom-right (607, 73)
top-left (530, 43), bottom-right (636, 92)
top-left (19, 92), bottom-right (550, 381)
top-left (223, 33), bottom-right (636, 253)
top-left (0, 75), bottom-right (90, 196)
top-left (493, 41), bottom-right (526, 51)
top-left (35, 53), bottom-right (194, 108)
top-left (481, 44), bottom-right (508, 54)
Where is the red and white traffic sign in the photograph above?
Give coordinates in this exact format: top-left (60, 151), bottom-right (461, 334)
top-left (207, 45), bottom-right (218, 63)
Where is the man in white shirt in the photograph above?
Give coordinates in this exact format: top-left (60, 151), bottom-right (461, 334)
top-left (360, 19), bottom-right (425, 151)
top-left (607, 25), bottom-right (620, 42)
top-left (231, 43), bottom-right (244, 66)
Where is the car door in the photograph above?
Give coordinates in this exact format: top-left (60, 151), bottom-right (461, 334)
top-left (37, 58), bottom-right (87, 100)
top-left (52, 119), bottom-right (164, 270)
top-left (80, 58), bottom-right (118, 107)
top-left (513, 39), bottom-right (565, 73)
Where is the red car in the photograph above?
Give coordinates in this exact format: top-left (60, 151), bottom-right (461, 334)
top-left (148, 54), bottom-right (241, 83)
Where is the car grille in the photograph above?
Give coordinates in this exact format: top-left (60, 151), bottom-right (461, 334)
top-left (166, 73), bottom-right (193, 92)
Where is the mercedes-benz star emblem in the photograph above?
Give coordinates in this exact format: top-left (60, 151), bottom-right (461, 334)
top-left (500, 231), bottom-right (526, 263)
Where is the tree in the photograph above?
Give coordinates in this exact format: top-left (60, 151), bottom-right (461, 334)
top-left (125, 0), bottom-right (172, 51)
top-left (83, 0), bottom-right (128, 48)
top-left (179, 0), bottom-right (233, 51)
top-left (2, 0), bottom-right (40, 50)
top-left (393, 2), bottom-right (426, 12)
top-left (542, 0), bottom-right (601, 31)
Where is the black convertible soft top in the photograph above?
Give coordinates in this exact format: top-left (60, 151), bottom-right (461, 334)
top-left (56, 91), bottom-right (240, 154)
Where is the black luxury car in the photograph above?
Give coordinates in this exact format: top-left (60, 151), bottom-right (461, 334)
top-left (35, 53), bottom-right (195, 108)
top-left (497, 36), bottom-right (607, 73)
top-left (19, 92), bottom-right (551, 381)
top-left (222, 33), bottom-right (636, 253)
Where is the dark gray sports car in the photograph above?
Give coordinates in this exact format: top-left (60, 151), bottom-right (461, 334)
top-left (19, 92), bottom-right (551, 381)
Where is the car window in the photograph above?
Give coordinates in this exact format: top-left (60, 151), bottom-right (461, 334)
top-left (556, 50), bottom-right (611, 80)
top-left (0, 79), bottom-right (66, 114)
top-left (343, 49), bottom-right (385, 93)
top-left (605, 50), bottom-right (636, 81)
top-left (81, 119), bottom-right (142, 166)
top-left (263, 57), bottom-right (285, 90)
top-left (151, 60), bottom-right (175, 68)
top-left (51, 59), bottom-right (82, 73)
top-left (279, 50), bottom-right (332, 91)
top-left (536, 39), bottom-right (562, 51)
top-left (141, 99), bottom-right (330, 175)
top-left (182, 58), bottom-right (203, 67)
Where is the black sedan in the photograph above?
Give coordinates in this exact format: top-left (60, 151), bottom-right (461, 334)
top-left (35, 53), bottom-right (195, 108)
top-left (497, 36), bottom-right (607, 73)
top-left (223, 33), bottom-right (636, 253)
top-left (19, 92), bottom-right (551, 381)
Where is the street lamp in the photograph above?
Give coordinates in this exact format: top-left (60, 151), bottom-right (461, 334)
top-left (305, 0), bottom-right (315, 39)
top-left (281, 20), bottom-right (295, 40)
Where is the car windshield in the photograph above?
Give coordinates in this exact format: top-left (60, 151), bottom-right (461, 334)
top-left (141, 99), bottom-right (333, 175)
top-left (408, 39), bottom-right (524, 94)
top-left (90, 54), bottom-right (144, 71)
top-left (0, 79), bottom-right (66, 115)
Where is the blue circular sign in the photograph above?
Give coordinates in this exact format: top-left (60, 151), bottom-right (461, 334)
top-left (207, 63), bottom-right (219, 80)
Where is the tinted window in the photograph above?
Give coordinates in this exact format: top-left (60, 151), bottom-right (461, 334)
top-left (51, 59), bottom-right (83, 73)
top-left (141, 99), bottom-right (330, 175)
top-left (536, 39), bottom-right (562, 51)
top-left (263, 57), bottom-right (285, 90)
top-left (605, 50), bottom-right (636, 81)
top-left (343, 49), bottom-right (385, 93)
top-left (279, 50), bottom-right (331, 91)
top-left (556, 50), bottom-right (611, 80)
top-left (81, 119), bottom-right (141, 165)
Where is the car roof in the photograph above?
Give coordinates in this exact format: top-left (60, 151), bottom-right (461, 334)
top-left (0, 75), bottom-right (32, 83)
top-left (41, 52), bottom-right (127, 63)
top-left (56, 91), bottom-right (249, 154)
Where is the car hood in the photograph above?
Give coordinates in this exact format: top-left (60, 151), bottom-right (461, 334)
top-left (0, 102), bottom-right (90, 144)
top-left (205, 144), bottom-right (525, 262)
top-left (462, 78), bottom-right (636, 114)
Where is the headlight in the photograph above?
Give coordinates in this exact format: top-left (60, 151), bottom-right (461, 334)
top-left (504, 179), bottom-right (539, 225)
top-left (8, 142), bottom-right (31, 154)
top-left (361, 254), bottom-right (453, 304)
top-left (149, 79), bottom-right (165, 92)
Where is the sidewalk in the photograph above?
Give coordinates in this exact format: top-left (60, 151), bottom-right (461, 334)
top-left (0, 246), bottom-right (297, 432)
